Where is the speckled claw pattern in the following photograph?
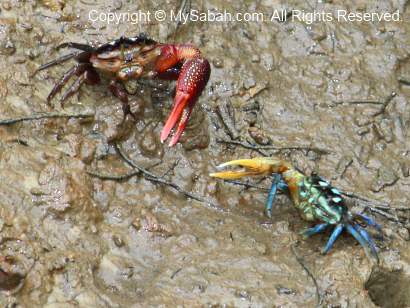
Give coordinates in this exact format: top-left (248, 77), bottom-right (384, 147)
top-left (36, 34), bottom-right (211, 147)
top-left (159, 54), bottom-right (211, 146)
top-left (210, 157), bottom-right (383, 261)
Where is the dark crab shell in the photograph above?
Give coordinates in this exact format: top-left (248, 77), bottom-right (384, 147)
top-left (93, 33), bottom-right (157, 53)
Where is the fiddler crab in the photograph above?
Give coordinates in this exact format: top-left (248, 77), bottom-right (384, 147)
top-left (36, 33), bottom-right (211, 146)
top-left (210, 157), bottom-right (383, 262)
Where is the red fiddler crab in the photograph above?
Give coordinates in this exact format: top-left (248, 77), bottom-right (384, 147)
top-left (36, 33), bottom-right (211, 146)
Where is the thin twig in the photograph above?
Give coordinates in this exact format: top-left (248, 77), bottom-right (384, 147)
top-left (160, 158), bottom-right (181, 178)
top-left (115, 143), bottom-right (168, 178)
top-left (90, 143), bottom-right (226, 212)
top-left (169, 0), bottom-right (192, 40)
top-left (217, 138), bottom-right (269, 156)
top-left (365, 207), bottom-right (404, 224)
top-left (116, 144), bottom-right (224, 211)
top-left (170, 267), bottom-right (183, 279)
top-left (87, 170), bottom-right (141, 181)
top-left (291, 244), bottom-right (323, 307)
top-left (341, 191), bottom-right (390, 208)
top-left (398, 77), bottom-right (410, 86)
top-left (215, 101), bottom-right (240, 140)
top-left (6, 138), bottom-right (29, 146)
top-left (224, 180), bottom-right (270, 191)
top-left (341, 190), bottom-right (409, 225)
top-left (217, 138), bottom-right (331, 155)
top-left (372, 92), bottom-right (396, 117)
top-left (177, 0), bottom-right (191, 26)
top-left (385, 206), bottom-right (410, 211)
top-left (0, 111), bottom-right (94, 125)
top-left (367, 204), bottom-right (410, 211)
top-left (332, 100), bottom-right (383, 106)
top-left (331, 92), bottom-right (397, 115)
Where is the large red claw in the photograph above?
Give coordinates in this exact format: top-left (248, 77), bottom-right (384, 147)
top-left (161, 91), bottom-right (192, 147)
top-left (160, 57), bottom-right (211, 146)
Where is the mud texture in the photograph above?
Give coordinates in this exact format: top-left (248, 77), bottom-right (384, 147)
top-left (0, 0), bottom-right (410, 307)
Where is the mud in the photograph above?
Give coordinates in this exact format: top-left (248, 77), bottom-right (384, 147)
top-left (0, 0), bottom-right (409, 307)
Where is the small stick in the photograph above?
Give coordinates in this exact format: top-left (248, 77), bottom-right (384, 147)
top-left (6, 138), bottom-right (29, 146)
top-left (364, 206), bottom-right (404, 224)
top-left (341, 191), bottom-right (390, 208)
top-left (95, 143), bottom-right (227, 212)
top-left (342, 190), bottom-right (410, 223)
top-left (87, 160), bottom-right (163, 181)
top-left (217, 138), bottom-right (331, 155)
top-left (0, 111), bottom-right (94, 125)
top-left (398, 77), bottom-right (410, 86)
top-left (332, 100), bottom-right (383, 106)
top-left (170, 267), bottom-right (183, 279)
top-left (215, 138), bottom-right (268, 156)
top-left (177, 0), bottom-right (191, 26)
top-left (385, 206), bottom-right (410, 211)
top-left (215, 101), bottom-right (240, 140)
top-left (115, 143), bottom-right (167, 179)
top-left (372, 92), bottom-right (396, 117)
top-left (224, 179), bottom-right (270, 191)
top-left (160, 158), bottom-right (180, 178)
top-left (87, 170), bottom-right (141, 181)
top-left (370, 204), bottom-right (410, 211)
top-left (169, 0), bottom-right (192, 40)
top-left (331, 92), bottom-right (397, 115)
top-left (291, 244), bottom-right (323, 307)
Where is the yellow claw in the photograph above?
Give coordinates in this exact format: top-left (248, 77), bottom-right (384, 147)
top-left (209, 157), bottom-right (291, 180)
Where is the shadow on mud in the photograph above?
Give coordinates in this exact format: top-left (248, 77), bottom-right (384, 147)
top-left (365, 268), bottom-right (410, 308)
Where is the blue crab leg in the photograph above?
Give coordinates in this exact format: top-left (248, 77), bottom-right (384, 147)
top-left (355, 224), bottom-right (378, 259)
top-left (322, 224), bottom-right (344, 254)
top-left (345, 224), bottom-right (378, 262)
top-left (265, 174), bottom-right (288, 218)
top-left (301, 223), bottom-right (328, 238)
top-left (357, 213), bottom-right (383, 236)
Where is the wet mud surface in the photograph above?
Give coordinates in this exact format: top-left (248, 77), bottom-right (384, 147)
top-left (0, 0), bottom-right (410, 307)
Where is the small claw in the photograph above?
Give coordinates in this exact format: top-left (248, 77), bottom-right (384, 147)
top-left (209, 157), bottom-right (291, 180)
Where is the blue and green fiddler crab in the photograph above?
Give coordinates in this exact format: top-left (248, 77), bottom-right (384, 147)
top-left (210, 157), bottom-right (383, 261)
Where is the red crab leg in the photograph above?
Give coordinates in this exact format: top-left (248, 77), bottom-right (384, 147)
top-left (156, 45), bottom-right (211, 146)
